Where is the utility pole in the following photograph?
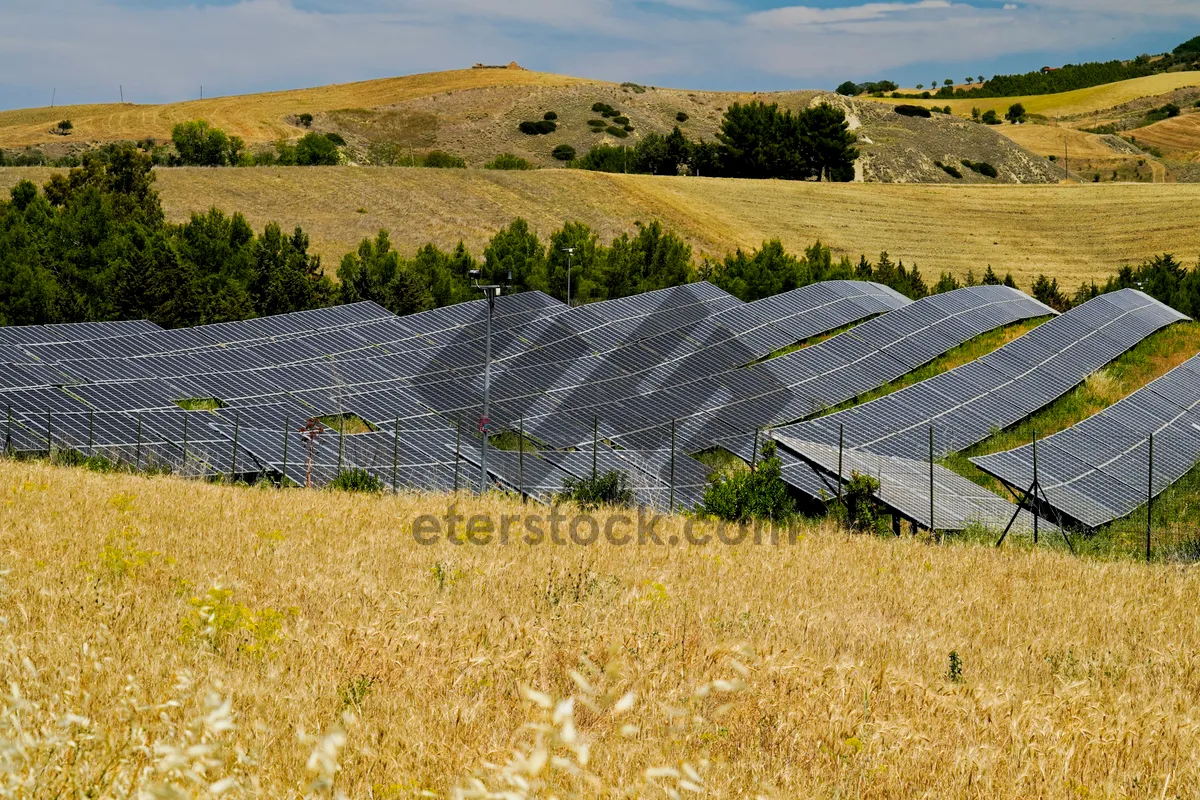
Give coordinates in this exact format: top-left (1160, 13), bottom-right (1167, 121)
top-left (120, 85), bottom-right (124, 104)
top-left (470, 263), bottom-right (511, 493)
top-left (561, 247), bottom-right (575, 307)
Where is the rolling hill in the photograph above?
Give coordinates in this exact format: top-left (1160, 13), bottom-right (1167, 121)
top-left (3, 166), bottom-right (1197, 289)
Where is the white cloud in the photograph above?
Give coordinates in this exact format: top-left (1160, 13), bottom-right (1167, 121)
top-left (748, 0), bottom-right (951, 27)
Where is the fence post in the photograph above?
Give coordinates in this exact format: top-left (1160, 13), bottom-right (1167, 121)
top-left (337, 420), bottom-right (345, 475)
top-left (1032, 429), bottom-right (1039, 545)
top-left (182, 413), bottom-right (189, 474)
top-left (392, 415), bottom-right (400, 494)
top-left (88, 409), bottom-right (95, 455)
top-left (281, 415), bottom-right (290, 487)
top-left (836, 423), bottom-right (844, 513)
top-left (4, 404), bottom-right (11, 456)
top-left (592, 416), bottom-right (599, 483)
top-left (46, 409), bottom-right (53, 463)
top-left (135, 412), bottom-right (143, 471)
top-left (751, 428), bottom-right (760, 472)
top-left (518, 417), bottom-right (526, 503)
top-left (669, 418), bottom-right (677, 512)
top-left (1147, 433), bottom-right (1154, 563)
top-left (453, 417), bottom-right (461, 493)
top-left (230, 412), bottom-right (240, 484)
top-left (928, 426), bottom-right (934, 536)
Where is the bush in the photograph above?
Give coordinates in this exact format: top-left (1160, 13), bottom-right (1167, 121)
top-left (485, 152), bottom-right (534, 170)
top-left (557, 470), bottom-right (634, 510)
top-left (623, 124), bottom-right (635, 133)
top-left (894, 104), bottom-right (932, 118)
top-left (592, 102), bottom-right (617, 116)
top-left (323, 132), bottom-right (346, 146)
top-left (55, 119), bottom-right (73, 135)
top-left (981, 109), bottom-right (1001, 124)
top-left (423, 150), bottom-right (466, 168)
top-left (331, 468), bottom-right (383, 493)
top-left (1005, 102), bottom-right (1027, 123)
top-left (836, 80), bottom-right (860, 96)
top-left (841, 472), bottom-right (882, 532)
top-left (936, 161), bottom-right (963, 179)
top-left (1145, 102), bottom-right (1182, 123)
top-left (676, 111), bottom-right (689, 122)
top-left (172, 119), bottom-right (244, 166)
top-left (587, 118), bottom-right (607, 128)
top-left (701, 440), bottom-right (797, 524)
top-left (551, 144), bottom-right (576, 161)
top-left (613, 115), bottom-right (629, 125)
top-left (621, 82), bottom-right (646, 94)
top-left (961, 159), bottom-right (998, 178)
top-left (297, 113), bottom-right (313, 128)
top-left (519, 119), bottom-right (557, 135)
top-left (543, 111), bottom-right (557, 121)
top-left (606, 126), bottom-right (629, 138)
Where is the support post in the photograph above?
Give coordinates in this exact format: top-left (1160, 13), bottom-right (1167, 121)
top-left (1032, 429), bottom-right (1040, 545)
top-left (4, 405), bottom-right (11, 456)
top-left (669, 418), bottom-right (677, 512)
top-left (230, 412), bottom-right (240, 483)
top-left (454, 417), bottom-right (461, 492)
top-left (392, 416), bottom-right (400, 494)
top-left (88, 409), bottom-right (95, 455)
top-left (281, 415), bottom-right (290, 487)
top-left (135, 412), bottom-right (143, 471)
top-left (751, 428), bottom-right (760, 472)
top-left (182, 413), bottom-right (189, 474)
top-left (929, 426), bottom-right (935, 536)
top-left (518, 417), bottom-right (526, 503)
top-left (837, 423), bottom-right (844, 511)
top-left (592, 416), bottom-right (599, 483)
top-left (337, 419), bottom-right (345, 475)
top-left (1147, 433), bottom-right (1154, 563)
top-left (46, 409), bottom-right (53, 462)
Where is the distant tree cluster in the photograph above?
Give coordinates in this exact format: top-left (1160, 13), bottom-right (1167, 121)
top-left (836, 80), bottom-right (898, 97)
top-left (571, 101), bottom-right (858, 182)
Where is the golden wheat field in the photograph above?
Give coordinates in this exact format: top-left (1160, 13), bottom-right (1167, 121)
top-left (5, 166), bottom-right (1200, 287)
top-left (0, 70), bottom-right (593, 149)
top-left (5, 459), bottom-right (1200, 797)
top-left (872, 72), bottom-right (1200, 119)
top-left (1130, 113), bottom-right (1200, 159)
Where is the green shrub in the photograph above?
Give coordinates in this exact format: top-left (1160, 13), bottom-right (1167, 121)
top-left (324, 132), bottom-right (346, 146)
top-left (1145, 102), bottom-right (1181, 123)
top-left (981, 109), bottom-right (1001, 125)
top-left (422, 150), bottom-right (466, 168)
top-left (592, 102), bottom-right (617, 116)
top-left (894, 105), bottom-right (932, 118)
top-left (701, 440), bottom-right (797, 524)
top-left (557, 470), bottom-right (635, 510)
top-left (936, 161), bottom-right (963, 179)
top-left (961, 159), bottom-right (998, 178)
top-left (623, 124), bottom-right (635, 133)
top-left (587, 118), bottom-right (607, 128)
top-left (841, 471), bottom-right (882, 532)
top-left (676, 111), bottom-right (689, 122)
top-left (1005, 102), bottom-right (1027, 123)
top-left (621, 82), bottom-right (646, 94)
top-left (543, 111), bottom-right (557, 121)
top-left (297, 113), bottom-right (313, 128)
top-left (606, 126), bottom-right (629, 138)
top-left (485, 152), bottom-right (534, 170)
top-left (518, 120), bottom-right (557, 135)
top-left (55, 119), bottom-right (73, 134)
top-left (613, 115), bottom-right (630, 125)
top-left (551, 144), bottom-right (576, 161)
top-left (331, 468), bottom-right (383, 493)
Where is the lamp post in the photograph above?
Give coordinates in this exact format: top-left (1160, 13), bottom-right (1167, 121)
top-left (561, 247), bottom-right (575, 307)
top-left (470, 265), bottom-right (510, 493)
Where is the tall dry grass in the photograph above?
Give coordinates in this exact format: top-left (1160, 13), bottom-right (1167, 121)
top-left (3, 459), bottom-right (1200, 797)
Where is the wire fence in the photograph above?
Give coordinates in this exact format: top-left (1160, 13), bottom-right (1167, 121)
top-left (8, 402), bottom-right (1200, 562)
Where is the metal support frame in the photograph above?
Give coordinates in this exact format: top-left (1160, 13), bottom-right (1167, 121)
top-left (135, 412), bottom-right (143, 471)
top-left (230, 412), bottom-right (240, 483)
top-left (454, 417), bottom-right (462, 493)
top-left (392, 415), bottom-right (400, 494)
top-left (929, 426), bottom-right (935, 535)
top-left (669, 418), bottom-right (677, 511)
top-left (751, 427), bottom-right (760, 472)
top-left (46, 410), bottom-right (53, 462)
top-left (592, 416), bottom-right (599, 483)
top-left (182, 414), bottom-right (189, 474)
top-left (281, 415), bottom-right (290, 487)
top-left (518, 417), bottom-right (526, 503)
top-left (337, 419), bottom-right (345, 475)
top-left (87, 409), bottom-right (95, 455)
top-left (996, 429), bottom-right (1074, 553)
top-left (1147, 433), bottom-right (1154, 563)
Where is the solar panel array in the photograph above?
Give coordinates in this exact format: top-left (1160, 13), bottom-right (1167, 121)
top-left (3, 281), bottom-right (1153, 523)
top-left (775, 290), bottom-right (1187, 460)
top-left (971, 354), bottom-right (1200, 529)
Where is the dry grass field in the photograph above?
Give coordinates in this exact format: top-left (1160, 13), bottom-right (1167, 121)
top-left (5, 166), bottom-right (1200, 288)
top-left (5, 459), bottom-right (1200, 796)
top-left (872, 72), bottom-right (1200, 119)
top-left (1130, 112), bottom-right (1200, 159)
top-left (0, 70), bottom-right (592, 149)
top-left (996, 124), bottom-right (1164, 182)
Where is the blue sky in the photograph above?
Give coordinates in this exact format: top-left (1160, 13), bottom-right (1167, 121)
top-left (0, 0), bottom-right (1196, 110)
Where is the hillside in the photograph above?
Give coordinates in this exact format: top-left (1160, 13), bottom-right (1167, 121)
top-left (4, 167), bottom-right (1198, 288)
top-left (0, 68), bottom-right (1061, 183)
top-left (7, 458), bottom-right (1200, 796)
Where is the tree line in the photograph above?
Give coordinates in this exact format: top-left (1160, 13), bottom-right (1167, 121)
top-left (0, 143), bottom-right (1191, 328)
top-left (572, 101), bottom-right (859, 181)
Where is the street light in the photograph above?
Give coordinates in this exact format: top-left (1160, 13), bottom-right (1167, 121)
top-left (560, 247), bottom-right (575, 307)
top-left (469, 264), bottom-right (510, 493)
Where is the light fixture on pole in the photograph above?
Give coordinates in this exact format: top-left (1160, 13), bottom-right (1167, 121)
top-left (469, 263), bottom-right (510, 493)
top-left (560, 247), bottom-right (575, 307)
